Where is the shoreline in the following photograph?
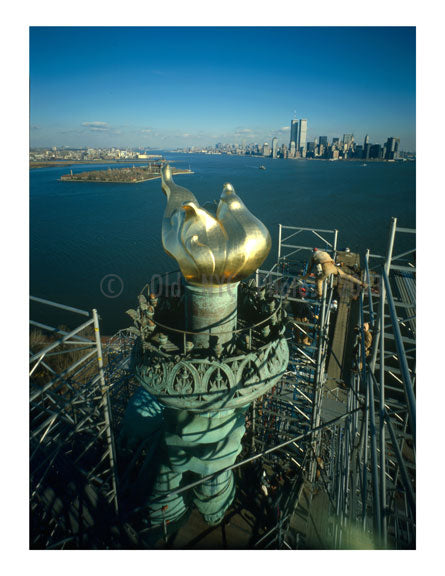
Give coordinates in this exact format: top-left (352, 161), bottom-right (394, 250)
top-left (174, 152), bottom-right (414, 163)
top-left (30, 159), bottom-right (163, 169)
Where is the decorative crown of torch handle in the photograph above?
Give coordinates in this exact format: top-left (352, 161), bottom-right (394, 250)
top-left (161, 164), bottom-right (271, 285)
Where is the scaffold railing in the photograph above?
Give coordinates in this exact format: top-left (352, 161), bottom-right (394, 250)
top-left (325, 217), bottom-right (416, 549)
top-left (245, 225), bottom-right (340, 547)
top-left (29, 296), bottom-right (120, 549)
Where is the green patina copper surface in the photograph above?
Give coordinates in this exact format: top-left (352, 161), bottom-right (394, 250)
top-left (121, 173), bottom-right (289, 528)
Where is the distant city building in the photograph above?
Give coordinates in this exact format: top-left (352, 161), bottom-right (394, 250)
top-left (306, 142), bottom-right (315, 158)
top-left (370, 144), bottom-right (382, 159)
top-left (272, 137), bottom-right (278, 159)
top-left (297, 119), bottom-right (308, 155)
top-left (343, 133), bottom-right (354, 146)
top-left (354, 145), bottom-right (363, 159)
top-left (290, 119), bottom-right (298, 150)
top-left (34, 122), bottom-right (409, 165)
top-left (385, 137), bottom-right (400, 160)
top-left (364, 142), bottom-right (371, 160)
top-left (319, 136), bottom-right (328, 149)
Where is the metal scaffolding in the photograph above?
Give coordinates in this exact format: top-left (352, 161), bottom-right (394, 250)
top-left (29, 297), bottom-right (121, 549)
top-left (29, 219), bottom-right (415, 550)
top-left (248, 225), bottom-right (339, 547)
top-left (324, 218), bottom-right (416, 549)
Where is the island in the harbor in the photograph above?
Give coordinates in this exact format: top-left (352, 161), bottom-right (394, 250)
top-left (60, 162), bottom-right (193, 183)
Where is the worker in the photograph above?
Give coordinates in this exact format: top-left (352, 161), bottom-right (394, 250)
top-left (316, 457), bottom-right (324, 481)
top-left (353, 322), bottom-right (373, 371)
top-left (303, 248), bottom-right (366, 298)
top-left (362, 322), bottom-right (373, 356)
top-left (290, 299), bottom-right (312, 345)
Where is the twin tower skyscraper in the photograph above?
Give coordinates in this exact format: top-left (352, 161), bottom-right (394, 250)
top-left (289, 118), bottom-right (307, 158)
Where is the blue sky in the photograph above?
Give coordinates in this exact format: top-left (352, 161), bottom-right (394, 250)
top-left (30, 26), bottom-right (416, 151)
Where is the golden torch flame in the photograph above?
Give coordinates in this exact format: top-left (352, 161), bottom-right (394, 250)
top-left (161, 164), bottom-right (271, 285)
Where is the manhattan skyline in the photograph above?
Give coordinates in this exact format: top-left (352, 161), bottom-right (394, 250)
top-left (30, 26), bottom-right (416, 151)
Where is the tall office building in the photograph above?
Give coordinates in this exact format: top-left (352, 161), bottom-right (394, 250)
top-left (262, 142), bottom-right (271, 157)
top-left (364, 134), bottom-right (369, 146)
top-left (272, 137), bottom-right (278, 159)
top-left (385, 137), bottom-right (400, 160)
top-left (297, 119), bottom-right (308, 155)
top-left (306, 142), bottom-right (315, 158)
top-left (370, 144), bottom-right (382, 159)
top-left (364, 140), bottom-right (371, 160)
top-left (290, 119), bottom-right (298, 150)
top-left (319, 136), bottom-right (328, 148)
top-left (354, 145), bottom-right (364, 158)
top-left (343, 134), bottom-right (354, 148)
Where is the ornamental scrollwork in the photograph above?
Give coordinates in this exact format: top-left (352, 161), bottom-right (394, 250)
top-left (135, 336), bottom-right (289, 412)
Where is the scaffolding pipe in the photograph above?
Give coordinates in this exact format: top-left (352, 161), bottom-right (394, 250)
top-left (334, 428), bottom-right (343, 548)
top-left (30, 295), bottom-right (90, 317)
top-left (277, 223), bottom-right (282, 263)
top-left (366, 370), bottom-right (381, 539)
top-left (379, 294), bottom-right (388, 546)
top-left (254, 515), bottom-right (290, 547)
top-left (368, 370), bottom-right (415, 518)
top-left (280, 225), bottom-right (337, 234)
top-left (390, 247), bottom-right (416, 263)
top-left (385, 415), bottom-right (416, 519)
top-left (344, 412), bottom-right (351, 526)
top-left (251, 399), bottom-right (256, 452)
top-left (310, 280), bottom-right (327, 482)
top-left (29, 320), bottom-right (94, 344)
top-left (370, 217), bottom-right (397, 372)
top-left (92, 309), bottom-right (119, 514)
top-left (381, 269), bottom-right (416, 448)
top-left (365, 250), bottom-right (375, 328)
top-left (30, 347), bottom-right (97, 402)
top-left (385, 217), bottom-right (398, 275)
top-left (29, 317), bottom-right (95, 364)
top-left (361, 294), bottom-right (381, 539)
top-left (361, 380), bottom-right (369, 530)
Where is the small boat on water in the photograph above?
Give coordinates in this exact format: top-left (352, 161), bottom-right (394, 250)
top-left (259, 165), bottom-right (266, 170)
top-left (362, 163), bottom-right (367, 166)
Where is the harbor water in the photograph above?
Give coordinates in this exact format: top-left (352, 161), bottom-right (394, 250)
top-left (30, 153), bottom-right (415, 334)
